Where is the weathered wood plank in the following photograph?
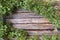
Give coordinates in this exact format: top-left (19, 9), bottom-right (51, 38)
top-left (27, 31), bottom-right (60, 35)
top-left (13, 24), bottom-right (54, 29)
top-left (6, 9), bottom-right (60, 36)
top-left (6, 18), bottom-right (51, 24)
top-left (6, 13), bottom-right (43, 19)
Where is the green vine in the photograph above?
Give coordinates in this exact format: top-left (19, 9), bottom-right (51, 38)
top-left (0, 0), bottom-right (60, 40)
top-left (8, 29), bottom-right (28, 40)
top-left (42, 34), bottom-right (60, 40)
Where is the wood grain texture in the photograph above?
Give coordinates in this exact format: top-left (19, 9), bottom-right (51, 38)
top-left (6, 18), bottom-right (51, 24)
top-left (13, 24), bottom-right (54, 29)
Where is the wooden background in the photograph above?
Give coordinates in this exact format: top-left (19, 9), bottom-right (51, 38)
top-left (6, 9), bottom-right (60, 36)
